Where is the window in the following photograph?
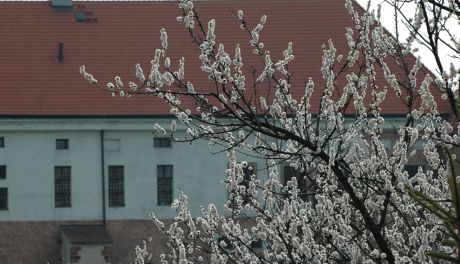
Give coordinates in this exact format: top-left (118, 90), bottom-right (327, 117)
top-left (228, 162), bottom-right (257, 206)
top-left (241, 163), bottom-right (256, 203)
top-left (56, 139), bottom-right (69, 150)
top-left (0, 188), bottom-right (7, 210)
top-left (0, 137), bottom-right (4, 148)
top-left (108, 165), bottom-right (125, 207)
top-left (217, 236), bottom-right (234, 252)
top-left (283, 165), bottom-right (309, 201)
top-left (0, 166), bottom-right (5, 180)
top-left (55, 166), bottom-right (71, 208)
top-left (154, 137), bottom-right (172, 148)
top-left (405, 165), bottom-right (425, 178)
top-left (157, 165), bottom-right (173, 206)
top-left (250, 239), bottom-right (263, 251)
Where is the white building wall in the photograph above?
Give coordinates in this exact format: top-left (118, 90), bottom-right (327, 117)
top-left (103, 129), bottom-right (231, 220)
top-left (0, 130), bottom-right (102, 221)
top-left (0, 117), bottom-right (409, 222)
top-left (0, 118), bottom-right (247, 221)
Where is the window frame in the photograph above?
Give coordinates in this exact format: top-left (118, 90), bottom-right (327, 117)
top-left (56, 139), bottom-right (69, 150)
top-left (157, 165), bottom-right (173, 206)
top-left (55, 166), bottom-right (71, 208)
top-left (108, 165), bottom-right (125, 207)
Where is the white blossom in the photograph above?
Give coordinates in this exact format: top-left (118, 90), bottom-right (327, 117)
top-left (160, 28), bottom-right (168, 50)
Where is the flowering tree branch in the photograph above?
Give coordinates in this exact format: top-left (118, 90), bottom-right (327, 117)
top-left (82, 0), bottom-right (460, 263)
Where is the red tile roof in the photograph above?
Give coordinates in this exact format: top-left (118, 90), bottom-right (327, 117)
top-left (0, 0), bottom-right (450, 116)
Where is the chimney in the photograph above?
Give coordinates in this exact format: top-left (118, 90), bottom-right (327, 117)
top-left (58, 42), bottom-right (64, 63)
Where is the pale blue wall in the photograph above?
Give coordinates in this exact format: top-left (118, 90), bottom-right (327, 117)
top-left (0, 117), bottom-right (409, 221)
top-left (0, 130), bottom-right (102, 221)
top-left (0, 119), bottom-right (261, 221)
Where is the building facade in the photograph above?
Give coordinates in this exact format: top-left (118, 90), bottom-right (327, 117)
top-left (0, 118), bottom-right (235, 263)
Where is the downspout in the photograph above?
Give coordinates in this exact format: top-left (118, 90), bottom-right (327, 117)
top-left (101, 130), bottom-right (106, 226)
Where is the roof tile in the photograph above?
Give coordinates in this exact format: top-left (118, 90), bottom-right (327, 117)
top-left (0, 0), bottom-right (450, 116)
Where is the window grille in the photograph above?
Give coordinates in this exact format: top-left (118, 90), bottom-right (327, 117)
top-left (108, 165), bottom-right (125, 207)
top-left (55, 166), bottom-right (71, 207)
top-left (157, 165), bottom-right (173, 205)
top-left (56, 139), bottom-right (69, 150)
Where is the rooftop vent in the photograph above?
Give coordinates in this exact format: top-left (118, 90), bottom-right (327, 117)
top-left (51, 0), bottom-right (73, 12)
top-left (73, 5), bottom-right (98, 23)
top-left (74, 11), bottom-right (86, 22)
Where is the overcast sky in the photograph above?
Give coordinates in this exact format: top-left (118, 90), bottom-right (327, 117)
top-left (355, 0), bottom-right (459, 77)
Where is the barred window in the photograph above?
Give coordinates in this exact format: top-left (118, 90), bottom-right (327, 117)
top-left (157, 165), bottom-right (173, 206)
top-left (283, 165), bottom-right (309, 201)
top-left (56, 139), bottom-right (69, 150)
top-left (0, 188), bottom-right (7, 210)
top-left (55, 166), bottom-right (71, 208)
top-left (0, 165), bottom-right (6, 180)
top-left (228, 162), bottom-right (257, 206)
top-left (242, 163), bottom-right (256, 191)
top-left (242, 163), bottom-right (256, 203)
top-left (154, 137), bottom-right (171, 148)
top-left (405, 164), bottom-right (425, 178)
top-left (108, 165), bottom-right (125, 207)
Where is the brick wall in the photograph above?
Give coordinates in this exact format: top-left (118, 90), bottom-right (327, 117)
top-left (0, 220), bottom-right (172, 264)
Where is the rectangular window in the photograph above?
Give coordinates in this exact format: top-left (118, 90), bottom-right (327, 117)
top-left (0, 137), bottom-right (4, 148)
top-left (0, 165), bottom-right (6, 180)
top-left (242, 163), bottom-right (256, 203)
top-left (157, 165), bottom-right (173, 206)
top-left (228, 162), bottom-right (257, 206)
top-left (250, 239), bottom-right (263, 250)
top-left (108, 165), bottom-right (125, 207)
top-left (405, 165), bottom-right (424, 178)
top-left (56, 139), bottom-right (69, 150)
top-left (243, 163), bottom-right (257, 185)
top-left (154, 137), bottom-right (172, 148)
top-left (217, 236), bottom-right (234, 251)
top-left (55, 166), bottom-right (71, 208)
top-left (0, 188), bottom-right (7, 210)
top-left (283, 165), bottom-right (309, 201)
